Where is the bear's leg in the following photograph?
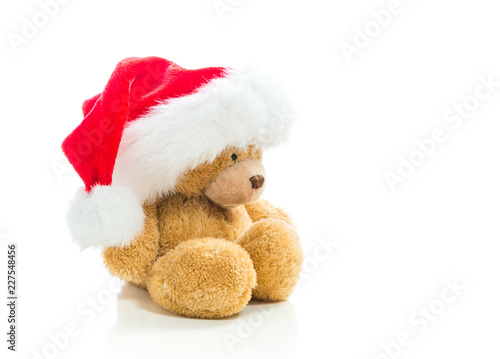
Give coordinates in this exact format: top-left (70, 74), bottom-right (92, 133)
top-left (237, 218), bottom-right (303, 301)
top-left (146, 237), bottom-right (256, 319)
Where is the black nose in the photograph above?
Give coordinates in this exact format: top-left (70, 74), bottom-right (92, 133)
top-left (250, 175), bottom-right (265, 190)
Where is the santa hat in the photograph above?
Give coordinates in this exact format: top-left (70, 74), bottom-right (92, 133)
top-left (62, 56), bottom-right (294, 249)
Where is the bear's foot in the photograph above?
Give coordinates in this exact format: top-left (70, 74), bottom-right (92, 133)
top-left (237, 218), bottom-right (303, 301)
top-left (146, 238), bottom-right (256, 319)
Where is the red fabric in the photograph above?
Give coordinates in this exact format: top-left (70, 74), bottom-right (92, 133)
top-left (62, 56), bottom-right (227, 192)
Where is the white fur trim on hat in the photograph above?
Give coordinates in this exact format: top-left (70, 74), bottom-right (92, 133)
top-left (112, 66), bottom-right (295, 203)
top-left (67, 185), bottom-right (145, 249)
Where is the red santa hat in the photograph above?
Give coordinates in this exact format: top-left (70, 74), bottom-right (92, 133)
top-left (62, 56), bottom-right (294, 249)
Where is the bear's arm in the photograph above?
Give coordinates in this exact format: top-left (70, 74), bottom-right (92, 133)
top-left (102, 203), bottom-right (160, 288)
top-left (244, 199), bottom-right (294, 227)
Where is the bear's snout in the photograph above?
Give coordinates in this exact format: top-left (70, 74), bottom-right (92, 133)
top-left (203, 158), bottom-right (266, 209)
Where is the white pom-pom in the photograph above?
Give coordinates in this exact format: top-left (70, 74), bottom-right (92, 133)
top-left (67, 185), bottom-right (145, 249)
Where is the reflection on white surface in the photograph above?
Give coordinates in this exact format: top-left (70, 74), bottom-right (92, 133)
top-left (106, 283), bottom-right (298, 359)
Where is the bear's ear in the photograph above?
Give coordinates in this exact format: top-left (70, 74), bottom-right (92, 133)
top-left (67, 185), bottom-right (145, 249)
top-left (170, 150), bottom-right (232, 197)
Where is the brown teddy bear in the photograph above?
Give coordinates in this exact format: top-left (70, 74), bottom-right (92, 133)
top-left (62, 57), bottom-right (303, 318)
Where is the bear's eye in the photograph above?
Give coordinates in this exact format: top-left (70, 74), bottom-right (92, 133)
top-left (231, 153), bottom-right (238, 162)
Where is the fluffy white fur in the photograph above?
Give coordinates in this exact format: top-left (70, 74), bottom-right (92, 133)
top-left (112, 67), bottom-right (294, 203)
top-left (67, 185), bottom-right (145, 249)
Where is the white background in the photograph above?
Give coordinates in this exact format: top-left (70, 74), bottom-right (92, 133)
top-left (1, 0), bottom-right (499, 358)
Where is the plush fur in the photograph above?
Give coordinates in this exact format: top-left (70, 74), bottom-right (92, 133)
top-left (237, 218), bottom-right (302, 301)
top-left (102, 145), bottom-right (303, 319)
top-left (147, 238), bottom-right (257, 319)
top-left (67, 185), bottom-right (145, 249)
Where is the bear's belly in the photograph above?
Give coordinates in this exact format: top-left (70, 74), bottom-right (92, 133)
top-left (156, 195), bottom-right (253, 257)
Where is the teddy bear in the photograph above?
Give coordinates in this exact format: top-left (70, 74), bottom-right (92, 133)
top-left (62, 56), bottom-right (303, 318)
